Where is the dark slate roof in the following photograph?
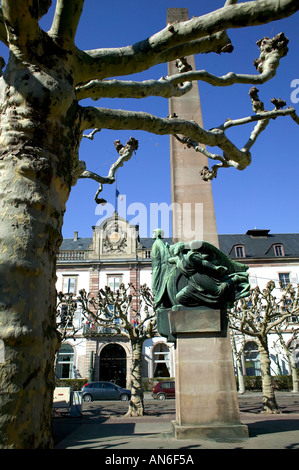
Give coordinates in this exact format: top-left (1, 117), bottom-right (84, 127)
top-left (218, 232), bottom-right (299, 258)
top-left (141, 232), bottom-right (299, 258)
top-left (60, 237), bottom-right (92, 251)
top-left (59, 231), bottom-right (299, 259)
top-left (139, 237), bottom-right (172, 249)
top-left (59, 236), bottom-right (172, 251)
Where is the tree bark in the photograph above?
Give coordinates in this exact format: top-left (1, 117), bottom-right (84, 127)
top-left (236, 357), bottom-right (246, 395)
top-left (0, 46), bottom-right (79, 448)
top-left (125, 341), bottom-right (144, 417)
top-left (275, 330), bottom-right (299, 393)
top-left (289, 355), bottom-right (299, 393)
top-left (258, 339), bottom-right (280, 413)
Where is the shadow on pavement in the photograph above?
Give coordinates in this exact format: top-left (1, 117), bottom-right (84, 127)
top-left (52, 393), bottom-right (299, 448)
top-left (247, 418), bottom-right (299, 437)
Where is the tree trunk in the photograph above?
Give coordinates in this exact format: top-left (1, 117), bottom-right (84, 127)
top-left (230, 332), bottom-right (246, 394)
top-left (125, 341), bottom-right (144, 417)
top-left (289, 354), bottom-right (299, 393)
top-left (236, 357), bottom-right (246, 394)
top-left (258, 339), bottom-right (280, 413)
top-left (276, 332), bottom-right (299, 393)
top-left (0, 51), bottom-right (79, 448)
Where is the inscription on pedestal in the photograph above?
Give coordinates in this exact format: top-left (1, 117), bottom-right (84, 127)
top-left (168, 307), bottom-right (221, 335)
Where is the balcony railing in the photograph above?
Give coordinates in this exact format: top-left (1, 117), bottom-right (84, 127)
top-left (83, 324), bottom-right (126, 336)
top-left (58, 251), bottom-right (86, 261)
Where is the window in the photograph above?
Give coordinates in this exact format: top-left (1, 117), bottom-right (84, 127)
top-left (58, 302), bottom-right (82, 330)
top-left (278, 273), bottom-right (290, 288)
top-left (62, 276), bottom-right (78, 294)
top-left (93, 383), bottom-right (105, 389)
top-left (274, 244), bottom-right (284, 256)
top-left (59, 304), bottom-right (69, 327)
top-left (243, 341), bottom-right (261, 376)
top-left (107, 275), bottom-right (123, 292)
top-left (234, 245), bottom-right (245, 258)
top-left (56, 344), bottom-right (74, 379)
top-left (104, 382), bottom-right (115, 389)
top-left (153, 343), bottom-right (170, 377)
top-left (161, 382), bottom-right (172, 389)
top-left (106, 304), bottom-right (120, 328)
top-left (249, 274), bottom-right (258, 287)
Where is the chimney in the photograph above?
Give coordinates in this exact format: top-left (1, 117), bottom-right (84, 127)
top-left (74, 231), bottom-right (78, 241)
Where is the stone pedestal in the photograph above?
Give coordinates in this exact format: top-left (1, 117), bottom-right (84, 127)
top-left (158, 307), bottom-right (248, 441)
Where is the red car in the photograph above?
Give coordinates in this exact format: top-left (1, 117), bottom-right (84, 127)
top-left (152, 381), bottom-right (175, 400)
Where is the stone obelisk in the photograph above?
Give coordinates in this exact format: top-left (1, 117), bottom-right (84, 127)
top-left (167, 8), bottom-right (218, 248)
top-left (166, 8), bottom-right (248, 441)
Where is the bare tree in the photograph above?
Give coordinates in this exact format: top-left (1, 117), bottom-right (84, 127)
top-left (229, 281), bottom-right (299, 413)
top-left (77, 284), bottom-right (156, 417)
top-left (56, 292), bottom-right (82, 341)
top-left (230, 328), bottom-right (246, 394)
top-left (273, 321), bottom-right (299, 393)
top-left (0, 0), bottom-right (299, 448)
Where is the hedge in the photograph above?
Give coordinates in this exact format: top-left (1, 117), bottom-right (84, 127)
top-left (238, 372), bottom-right (299, 391)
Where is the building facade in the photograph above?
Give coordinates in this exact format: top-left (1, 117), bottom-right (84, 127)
top-left (56, 219), bottom-right (299, 386)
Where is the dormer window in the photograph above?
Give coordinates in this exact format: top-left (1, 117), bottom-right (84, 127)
top-left (234, 245), bottom-right (245, 258)
top-left (274, 244), bottom-right (284, 257)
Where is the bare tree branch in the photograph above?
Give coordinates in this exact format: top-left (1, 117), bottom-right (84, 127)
top-left (1, 0), bottom-right (51, 44)
top-left (76, 75), bottom-right (193, 101)
top-left (49, 0), bottom-right (84, 46)
top-left (79, 98), bottom-right (298, 181)
top-left (78, 137), bottom-right (138, 204)
top-left (0, 7), bottom-right (8, 46)
top-left (82, 128), bottom-right (101, 140)
top-left (73, 0), bottom-right (299, 84)
top-left (76, 32), bottom-right (288, 102)
top-left (74, 31), bottom-right (233, 85)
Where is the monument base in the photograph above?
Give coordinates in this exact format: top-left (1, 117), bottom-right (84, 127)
top-left (172, 420), bottom-right (249, 441)
top-left (159, 306), bottom-right (248, 442)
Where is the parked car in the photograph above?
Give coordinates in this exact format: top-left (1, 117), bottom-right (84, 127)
top-left (152, 381), bottom-right (175, 400)
top-left (81, 381), bottom-right (131, 402)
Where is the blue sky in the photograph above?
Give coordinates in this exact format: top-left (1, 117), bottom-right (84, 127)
top-left (1, 1), bottom-right (298, 239)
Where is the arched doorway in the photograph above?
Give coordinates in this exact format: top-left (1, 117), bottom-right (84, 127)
top-left (99, 343), bottom-right (127, 387)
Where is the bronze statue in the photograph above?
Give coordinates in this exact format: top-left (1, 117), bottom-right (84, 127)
top-left (152, 229), bottom-right (250, 311)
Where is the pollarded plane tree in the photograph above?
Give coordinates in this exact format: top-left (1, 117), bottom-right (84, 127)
top-left (0, 0), bottom-right (298, 449)
top-left (272, 287), bottom-right (299, 393)
top-left (273, 326), bottom-right (299, 393)
top-left (229, 328), bottom-right (246, 394)
top-left (228, 282), bottom-right (299, 413)
top-left (76, 284), bottom-right (157, 417)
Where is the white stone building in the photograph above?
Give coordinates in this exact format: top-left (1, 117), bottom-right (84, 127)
top-left (55, 219), bottom-right (299, 386)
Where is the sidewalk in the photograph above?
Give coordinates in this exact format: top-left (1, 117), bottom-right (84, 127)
top-left (53, 392), bottom-right (299, 450)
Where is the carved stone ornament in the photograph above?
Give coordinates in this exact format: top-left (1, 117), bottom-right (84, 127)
top-left (102, 221), bottom-right (127, 253)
